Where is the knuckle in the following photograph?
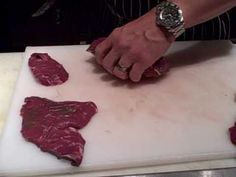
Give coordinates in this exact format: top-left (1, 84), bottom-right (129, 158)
top-left (116, 39), bottom-right (128, 49)
top-left (111, 27), bottom-right (121, 38)
top-left (111, 28), bottom-right (129, 50)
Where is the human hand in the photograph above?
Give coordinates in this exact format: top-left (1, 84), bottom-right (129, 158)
top-left (94, 8), bottom-right (174, 82)
top-left (87, 38), bottom-right (170, 79)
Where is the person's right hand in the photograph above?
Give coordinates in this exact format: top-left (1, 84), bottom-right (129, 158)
top-left (94, 8), bottom-right (174, 82)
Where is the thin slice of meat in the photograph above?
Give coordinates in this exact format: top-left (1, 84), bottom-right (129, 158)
top-left (40, 127), bottom-right (85, 166)
top-left (20, 96), bottom-right (97, 166)
top-left (28, 53), bottom-right (69, 86)
top-left (87, 37), bottom-right (170, 78)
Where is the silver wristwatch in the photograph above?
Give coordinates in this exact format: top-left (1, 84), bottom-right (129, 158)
top-left (156, 1), bottom-right (185, 38)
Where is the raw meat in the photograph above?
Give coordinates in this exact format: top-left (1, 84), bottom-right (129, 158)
top-left (20, 96), bottom-right (97, 166)
top-left (142, 58), bottom-right (170, 78)
top-left (229, 123), bottom-right (236, 145)
top-left (87, 37), bottom-right (106, 55)
top-left (87, 37), bottom-right (170, 78)
top-left (28, 53), bottom-right (69, 86)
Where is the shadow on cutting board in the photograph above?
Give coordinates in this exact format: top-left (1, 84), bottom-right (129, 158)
top-left (168, 40), bottom-right (233, 68)
top-left (86, 41), bottom-right (233, 88)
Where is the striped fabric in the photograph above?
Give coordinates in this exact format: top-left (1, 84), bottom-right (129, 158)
top-left (92, 0), bottom-right (236, 41)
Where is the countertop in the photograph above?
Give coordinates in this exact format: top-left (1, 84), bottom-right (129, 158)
top-left (0, 53), bottom-right (23, 132)
top-left (1, 50), bottom-right (236, 177)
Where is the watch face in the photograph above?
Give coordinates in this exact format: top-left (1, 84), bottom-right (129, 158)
top-left (159, 6), bottom-right (181, 27)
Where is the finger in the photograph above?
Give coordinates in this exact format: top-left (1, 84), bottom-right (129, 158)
top-left (95, 38), bottom-right (112, 65)
top-left (129, 63), bottom-right (147, 82)
top-left (112, 54), bottom-right (134, 80)
top-left (117, 53), bottom-right (134, 68)
top-left (112, 66), bottom-right (129, 80)
top-left (102, 48), bottom-right (120, 73)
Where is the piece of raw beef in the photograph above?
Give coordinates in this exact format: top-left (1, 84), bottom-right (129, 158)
top-left (20, 96), bottom-right (97, 166)
top-left (229, 123), bottom-right (236, 145)
top-left (28, 53), bottom-right (69, 86)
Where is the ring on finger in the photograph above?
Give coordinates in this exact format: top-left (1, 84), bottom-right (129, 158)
top-left (116, 63), bottom-right (130, 73)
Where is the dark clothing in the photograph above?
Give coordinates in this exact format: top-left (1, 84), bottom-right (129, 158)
top-left (0, 0), bottom-right (235, 52)
top-left (91, 0), bottom-right (236, 41)
top-left (0, 0), bottom-right (89, 52)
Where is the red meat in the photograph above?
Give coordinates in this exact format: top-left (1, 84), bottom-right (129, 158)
top-left (28, 53), bottom-right (69, 86)
top-left (229, 124), bottom-right (236, 145)
top-left (20, 96), bottom-right (97, 166)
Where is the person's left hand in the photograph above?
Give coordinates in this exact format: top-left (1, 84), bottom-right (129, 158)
top-left (95, 8), bottom-right (175, 82)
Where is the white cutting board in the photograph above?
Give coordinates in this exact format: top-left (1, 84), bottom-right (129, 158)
top-left (1, 41), bottom-right (236, 176)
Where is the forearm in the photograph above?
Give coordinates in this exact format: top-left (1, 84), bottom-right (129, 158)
top-left (172, 0), bottom-right (236, 28)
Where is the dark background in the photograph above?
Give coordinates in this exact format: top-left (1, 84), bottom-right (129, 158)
top-left (0, 0), bottom-right (236, 52)
top-left (0, 0), bottom-right (97, 52)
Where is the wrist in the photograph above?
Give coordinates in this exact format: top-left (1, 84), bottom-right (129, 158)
top-left (145, 9), bottom-right (175, 44)
top-left (157, 25), bottom-right (176, 43)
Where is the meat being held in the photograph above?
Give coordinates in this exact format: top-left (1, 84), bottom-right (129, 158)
top-left (87, 37), bottom-right (170, 78)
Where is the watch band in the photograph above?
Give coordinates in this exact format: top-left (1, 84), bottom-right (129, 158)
top-left (167, 22), bottom-right (185, 38)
